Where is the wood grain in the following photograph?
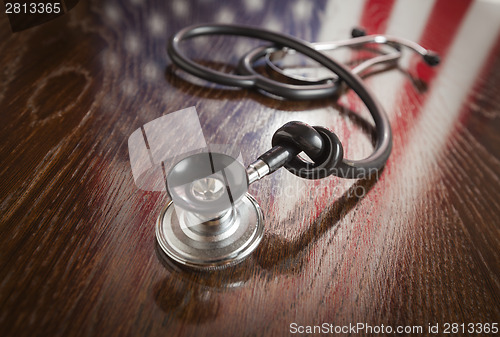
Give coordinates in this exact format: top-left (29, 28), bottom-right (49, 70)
top-left (1, 0), bottom-right (499, 336)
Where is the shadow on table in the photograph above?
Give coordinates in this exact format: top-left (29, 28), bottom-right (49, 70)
top-left (153, 172), bottom-right (380, 323)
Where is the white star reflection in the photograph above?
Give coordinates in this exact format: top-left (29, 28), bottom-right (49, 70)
top-left (143, 61), bottom-right (160, 82)
top-left (148, 13), bottom-right (166, 36)
top-left (215, 7), bottom-right (235, 23)
top-left (263, 15), bottom-right (283, 32)
top-left (172, 0), bottom-right (188, 18)
top-left (121, 79), bottom-right (137, 95)
top-left (244, 0), bottom-right (264, 12)
top-left (104, 4), bottom-right (122, 23)
top-left (124, 33), bottom-right (141, 55)
top-left (292, 0), bottom-right (313, 21)
top-left (101, 50), bottom-right (121, 71)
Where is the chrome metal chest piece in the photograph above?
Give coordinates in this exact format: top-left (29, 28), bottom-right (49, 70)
top-left (156, 153), bottom-right (264, 269)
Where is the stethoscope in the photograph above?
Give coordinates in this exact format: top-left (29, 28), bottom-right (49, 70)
top-left (156, 23), bottom-right (439, 270)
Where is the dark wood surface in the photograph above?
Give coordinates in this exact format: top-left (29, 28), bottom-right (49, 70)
top-left (1, 0), bottom-right (499, 336)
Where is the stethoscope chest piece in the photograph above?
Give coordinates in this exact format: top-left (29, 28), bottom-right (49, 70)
top-left (156, 152), bottom-right (264, 270)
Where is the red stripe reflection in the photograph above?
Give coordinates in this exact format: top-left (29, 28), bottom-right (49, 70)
top-left (389, 0), bottom-right (473, 153)
top-left (359, 0), bottom-right (396, 34)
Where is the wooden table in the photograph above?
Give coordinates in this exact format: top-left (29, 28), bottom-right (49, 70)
top-left (1, 0), bottom-right (499, 336)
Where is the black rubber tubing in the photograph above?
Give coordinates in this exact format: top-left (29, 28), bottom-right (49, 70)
top-left (167, 23), bottom-right (392, 179)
